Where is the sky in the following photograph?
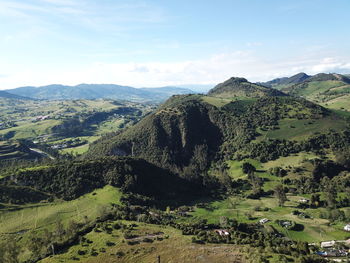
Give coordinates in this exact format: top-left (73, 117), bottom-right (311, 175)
top-left (1, 0), bottom-right (350, 90)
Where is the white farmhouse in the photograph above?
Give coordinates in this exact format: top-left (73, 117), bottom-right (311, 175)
top-left (344, 224), bottom-right (350, 232)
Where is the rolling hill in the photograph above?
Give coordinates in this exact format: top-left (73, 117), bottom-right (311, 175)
top-left (260, 72), bottom-right (311, 90)
top-left (277, 73), bottom-right (350, 110)
top-left (5, 84), bottom-right (194, 102)
top-left (1, 75), bottom-right (350, 263)
top-left (0, 141), bottom-right (42, 162)
top-left (86, 76), bottom-right (347, 172)
top-left (208, 77), bottom-right (286, 98)
top-left (0, 90), bottom-right (31, 100)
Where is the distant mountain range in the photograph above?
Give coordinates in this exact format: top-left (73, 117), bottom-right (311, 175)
top-left (4, 84), bottom-right (195, 102)
top-left (0, 90), bottom-right (31, 100)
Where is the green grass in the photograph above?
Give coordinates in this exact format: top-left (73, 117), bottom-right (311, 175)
top-left (202, 95), bottom-right (256, 108)
top-left (255, 118), bottom-right (347, 141)
top-left (190, 194), bottom-right (350, 243)
top-left (201, 96), bottom-right (233, 107)
top-left (40, 220), bottom-right (245, 263)
top-left (297, 81), bottom-right (346, 98)
top-left (0, 98), bottom-right (150, 159)
top-left (59, 136), bottom-right (100, 155)
top-left (322, 94), bottom-right (350, 111)
top-left (0, 185), bottom-right (121, 235)
top-left (203, 156), bottom-right (350, 244)
top-left (226, 159), bottom-right (281, 192)
top-left (262, 152), bottom-right (318, 170)
top-left (0, 119), bottom-right (61, 139)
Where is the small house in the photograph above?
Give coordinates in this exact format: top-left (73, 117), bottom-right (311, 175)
top-left (280, 220), bottom-right (292, 228)
top-left (320, 240), bottom-right (336, 248)
top-left (214, 229), bottom-right (230, 236)
top-left (299, 198), bottom-right (309, 204)
top-left (344, 224), bottom-right (350, 232)
top-left (259, 218), bottom-right (269, 224)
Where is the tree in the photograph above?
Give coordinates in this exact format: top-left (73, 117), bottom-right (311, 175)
top-left (0, 245), bottom-right (4, 263)
top-left (242, 162), bottom-right (256, 174)
top-left (3, 237), bottom-right (20, 263)
top-left (43, 229), bottom-right (55, 255)
top-left (219, 216), bottom-right (228, 228)
top-left (54, 218), bottom-right (65, 241)
top-left (248, 172), bottom-right (263, 197)
top-left (310, 193), bottom-right (320, 208)
top-left (66, 220), bottom-right (79, 237)
top-left (28, 233), bottom-right (44, 259)
top-left (274, 184), bottom-right (287, 207)
top-left (191, 144), bottom-right (209, 172)
top-left (218, 168), bottom-right (233, 193)
top-left (321, 177), bottom-right (337, 208)
top-left (335, 150), bottom-right (350, 169)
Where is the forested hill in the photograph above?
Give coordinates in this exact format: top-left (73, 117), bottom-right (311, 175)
top-left (86, 94), bottom-right (223, 172)
top-left (0, 157), bottom-right (202, 204)
top-left (86, 76), bottom-right (346, 175)
top-left (208, 77), bottom-right (286, 98)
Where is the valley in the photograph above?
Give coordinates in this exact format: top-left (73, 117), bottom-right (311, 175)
top-left (0, 98), bottom-right (155, 160)
top-left (1, 74), bottom-right (350, 263)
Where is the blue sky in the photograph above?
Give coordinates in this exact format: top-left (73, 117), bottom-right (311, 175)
top-left (1, 0), bottom-right (350, 89)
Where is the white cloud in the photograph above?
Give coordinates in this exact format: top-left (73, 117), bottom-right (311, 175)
top-left (1, 51), bottom-right (350, 90)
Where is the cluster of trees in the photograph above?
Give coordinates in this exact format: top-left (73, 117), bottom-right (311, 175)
top-left (0, 185), bottom-right (51, 204)
top-left (0, 237), bottom-right (21, 263)
top-left (0, 157), bottom-right (211, 204)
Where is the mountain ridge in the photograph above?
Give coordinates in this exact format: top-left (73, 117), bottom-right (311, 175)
top-left (260, 72), bottom-right (311, 89)
top-left (208, 77), bottom-right (286, 98)
top-left (0, 90), bottom-right (32, 100)
top-left (5, 84), bottom-right (195, 102)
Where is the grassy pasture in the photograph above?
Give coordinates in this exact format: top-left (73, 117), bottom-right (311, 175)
top-left (190, 194), bottom-right (350, 243)
top-left (0, 185), bottom-right (121, 235)
top-left (256, 117), bottom-right (347, 141)
top-left (40, 221), bottom-right (245, 263)
top-left (201, 96), bottom-right (233, 107)
top-left (322, 94), bottom-right (350, 111)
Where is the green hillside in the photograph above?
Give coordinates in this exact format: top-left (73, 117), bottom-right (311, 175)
top-left (87, 88), bottom-right (346, 172)
top-left (0, 98), bottom-right (152, 160)
top-left (0, 141), bottom-right (42, 161)
top-left (208, 77), bottom-right (286, 98)
top-left (260, 72), bottom-right (311, 90)
top-left (280, 73), bottom-right (350, 111)
top-left (1, 76), bottom-right (350, 263)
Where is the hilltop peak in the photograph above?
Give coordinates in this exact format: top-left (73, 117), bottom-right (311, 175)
top-left (208, 76), bottom-right (285, 98)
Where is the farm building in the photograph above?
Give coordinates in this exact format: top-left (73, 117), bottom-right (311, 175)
top-left (299, 198), bottom-right (309, 204)
top-left (344, 224), bottom-right (350, 232)
top-left (259, 218), bottom-right (269, 224)
top-left (214, 229), bottom-right (230, 236)
top-left (320, 240), bottom-right (336, 248)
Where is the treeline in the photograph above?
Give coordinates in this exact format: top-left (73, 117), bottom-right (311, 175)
top-left (238, 130), bottom-right (350, 163)
top-left (0, 157), bottom-right (212, 205)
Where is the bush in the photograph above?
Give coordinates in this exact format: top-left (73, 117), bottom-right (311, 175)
top-left (105, 241), bottom-right (115, 246)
